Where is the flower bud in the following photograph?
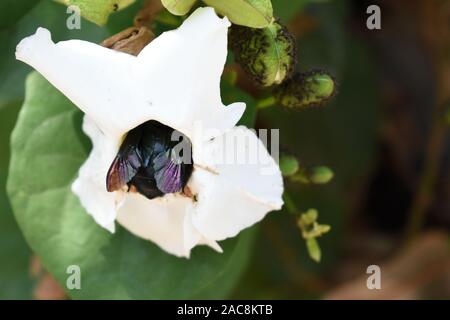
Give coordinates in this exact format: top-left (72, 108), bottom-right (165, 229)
top-left (275, 70), bottom-right (336, 109)
top-left (306, 238), bottom-right (321, 262)
top-left (309, 166), bottom-right (334, 184)
top-left (229, 19), bottom-right (296, 87)
top-left (290, 165), bottom-right (334, 185)
top-left (279, 154), bottom-right (299, 177)
top-left (297, 209), bottom-right (330, 262)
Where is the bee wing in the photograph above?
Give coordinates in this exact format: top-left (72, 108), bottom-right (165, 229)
top-left (106, 151), bottom-right (141, 192)
top-left (153, 151), bottom-right (184, 194)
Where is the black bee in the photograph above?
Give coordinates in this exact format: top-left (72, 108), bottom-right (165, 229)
top-left (106, 120), bottom-right (193, 200)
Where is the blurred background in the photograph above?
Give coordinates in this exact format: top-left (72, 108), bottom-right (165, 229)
top-left (0, 0), bottom-right (449, 299)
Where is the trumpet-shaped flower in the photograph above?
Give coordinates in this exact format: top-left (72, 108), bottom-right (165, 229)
top-left (16, 7), bottom-right (283, 257)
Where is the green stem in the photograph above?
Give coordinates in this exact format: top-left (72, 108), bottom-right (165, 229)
top-left (256, 96), bottom-right (276, 109)
top-left (282, 192), bottom-right (298, 214)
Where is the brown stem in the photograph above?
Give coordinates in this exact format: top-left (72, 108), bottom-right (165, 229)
top-left (404, 108), bottom-right (448, 242)
top-left (134, 0), bottom-right (163, 28)
top-left (404, 0), bottom-right (450, 243)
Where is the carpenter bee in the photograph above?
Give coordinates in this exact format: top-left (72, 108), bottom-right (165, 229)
top-left (106, 120), bottom-right (193, 200)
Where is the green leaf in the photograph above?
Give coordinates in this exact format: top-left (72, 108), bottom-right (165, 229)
top-left (56, 0), bottom-right (136, 26)
top-left (7, 72), bottom-right (255, 299)
top-left (0, 101), bottom-right (34, 299)
top-left (203, 0), bottom-right (273, 28)
top-left (161, 0), bottom-right (197, 16)
top-left (306, 238), bottom-right (321, 262)
top-left (0, 0), bottom-right (39, 30)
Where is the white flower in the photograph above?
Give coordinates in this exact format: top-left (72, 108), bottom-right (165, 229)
top-left (15, 7), bottom-right (284, 257)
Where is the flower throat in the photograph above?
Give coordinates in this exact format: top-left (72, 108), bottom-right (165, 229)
top-left (106, 120), bottom-right (193, 200)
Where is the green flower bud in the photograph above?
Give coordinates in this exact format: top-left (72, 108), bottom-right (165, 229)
top-left (306, 238), bottom-right (321, 262)
top-left (203, 0), bottom-right (273, 28)
top-left (290, 165), bottom-right (334, 185)
top-left (279, 155), bottom-right (299, 177)
top-left (229, 19), bottom-right (296, 87)
top-left (161, 0), bottom-right (197, 16)
top-left (309, 166), bottom-right (334, 184)
top-left (297, 209), bottom-right (330, 262)
top-left (297, 209), bottom-right (331, 239)
top-left (275, 70), bottom-right (336, 109)
top-left (298, 208), bottom-right (318, 227)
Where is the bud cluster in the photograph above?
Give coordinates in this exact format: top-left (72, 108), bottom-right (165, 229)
top-left (229, 19), bottom-right (296, 87)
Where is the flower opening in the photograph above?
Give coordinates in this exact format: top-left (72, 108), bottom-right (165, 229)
top-left (106, 120), bottom-right (193, 200)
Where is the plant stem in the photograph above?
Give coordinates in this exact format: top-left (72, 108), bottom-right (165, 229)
top-left (282, 192), bottom-right (298, 214)
top-left (404, 0), bottom-right (450, 244)
top-left (404, 110), bottom-right (448, 242)
top-left (256, 96), bottom-right (276, 109)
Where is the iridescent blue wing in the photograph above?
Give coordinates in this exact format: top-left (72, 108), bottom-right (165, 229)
top-left (153, 150), bottom-right (185, 194)
top-left (106, 149), bottom-right (141, 192)
top-left (106, 128), bottom-right (143, 192)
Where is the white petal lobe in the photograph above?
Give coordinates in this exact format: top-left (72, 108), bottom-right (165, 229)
top-left (71, 117), bottom-right (123, 232)
top-left (189, 127), bottom-right (284, 241)
top-left (16, 28), bottom-right (135, 138)
top-left (116, 193), bottom-right (220, 258)
top-left (16, 7), bottom-right (244, 141)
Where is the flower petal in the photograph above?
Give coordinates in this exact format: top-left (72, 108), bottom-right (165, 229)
top-left (134, 7), bottom-right (245, 140)
top-left (71, 116), bottom-right (123, 232)
top-left (188, 127), bottom-right (284, 241)
top-left (116, 193), bottom-right (221, 258)
top-left (16, 27), bottom-right (135, 139)
top-left (16, 7), bottom-right (279, 257)
top-left (16, 7), bottom-right (245, 141)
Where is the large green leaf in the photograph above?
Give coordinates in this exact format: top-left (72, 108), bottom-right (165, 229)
top-left (0, 0), bottom-right (39, 30)
top-left (7, 72), bottom-right (255, 299)
top-left (56, 0), bottom-right (136, 26)
top-left (0, 101), bottom-right (34, 299)
top-left (203, 0), bottom-right (273, 28)
top-left (161, 0), bottom-right (197, 16)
